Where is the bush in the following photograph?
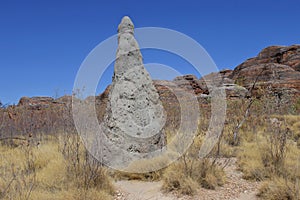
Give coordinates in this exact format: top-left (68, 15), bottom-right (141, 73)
top-left (237, 115), bottom-right (300, 200)
top-left (237, 140), bottom-right (269, 180)
top-left (0, 137), bottom-right (115, 200)
top-left (162, 159), bottom-right (225, 196)
top-left (191, 159), bottom-right (225, 189)
top-left (60, 135), bottom-right (115, 196)
top-left (162, 163), bottom-right (198, 196)
top-left (258, 178), bottom-right (299, 200)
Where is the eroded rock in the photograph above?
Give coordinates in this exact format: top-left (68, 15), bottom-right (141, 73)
top-left (230, 45), bottom-right (300, 96)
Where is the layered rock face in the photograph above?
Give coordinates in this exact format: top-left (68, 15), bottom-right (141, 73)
top-left (96, 16), bottom-right (166, 167)
top-left (184, 45), bottom-right (300, 99)
top-left (230, 45), bottom-right (300, 95)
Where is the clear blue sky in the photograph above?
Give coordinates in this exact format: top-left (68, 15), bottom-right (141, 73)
top-left (1, 0), bottom-right (299, 105)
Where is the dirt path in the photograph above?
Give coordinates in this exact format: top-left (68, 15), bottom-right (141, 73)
top-left (114, 158), bottom-right (260, 200)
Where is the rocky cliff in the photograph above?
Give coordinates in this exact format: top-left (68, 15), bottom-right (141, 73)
top-left (230, 45), bottom-right (300, 95)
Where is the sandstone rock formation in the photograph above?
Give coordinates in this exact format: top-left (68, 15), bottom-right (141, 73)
top-left (94, 16), bottom-right (166, 169)
top-left (230, 45), bottom-right (300, 95)
top-left (173, 75), bottom-right (204, 95)
top-left (189, 45), bottom-right (300, 99)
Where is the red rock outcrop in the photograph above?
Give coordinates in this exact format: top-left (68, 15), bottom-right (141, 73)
top-left (230, 45), bottom-right (300, 95)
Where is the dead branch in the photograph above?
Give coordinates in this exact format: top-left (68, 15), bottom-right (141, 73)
top-left (232, 67), bottom-right (266, 145)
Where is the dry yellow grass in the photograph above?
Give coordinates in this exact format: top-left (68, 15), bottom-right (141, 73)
top-left (162, 162), bottom-right (199, 195)
top-left (1, 98), bottom-right (299, 200)
top-left (162, 158), bottom-right (225, 195)
top-left (0, 138), bottom-right (114, 200)
top-left (237, 138), bottom-right (270, 180)
top-left (236, 114), bottom-right (300, 199)
top-left (258, 177), bottom-right (299, 200)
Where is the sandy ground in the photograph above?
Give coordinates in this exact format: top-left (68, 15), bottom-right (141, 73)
top-left (114, 158), bottom-right (260, 200)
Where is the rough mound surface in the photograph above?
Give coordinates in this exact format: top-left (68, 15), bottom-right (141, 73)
top-left (94, 16), bottom-right (166, 168)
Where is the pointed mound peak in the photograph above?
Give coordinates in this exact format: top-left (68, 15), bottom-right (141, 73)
top-left (118, 16), bottom-right (134, 34)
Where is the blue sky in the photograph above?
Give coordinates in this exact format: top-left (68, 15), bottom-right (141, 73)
top-left (0, 0), bottom-right (299, 104)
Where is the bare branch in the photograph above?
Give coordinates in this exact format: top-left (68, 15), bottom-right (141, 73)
top-left (233, 67), bottom-right (266, 144)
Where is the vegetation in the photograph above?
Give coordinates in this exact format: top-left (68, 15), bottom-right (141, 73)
top-left (162, 88), bottom-right (300, 198)
top-left (162, 158), bottom-right (225, 195)
top-left (237, 115), bottom-right (300, 199)
top-left (233, 93), bottom-right (300, 200)
top-left (0, 135), bottom-right (114, 200)
top-left (0, 87), bottom-right (299, 199)
top-left (161, 118), bottom-right (226, 195)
